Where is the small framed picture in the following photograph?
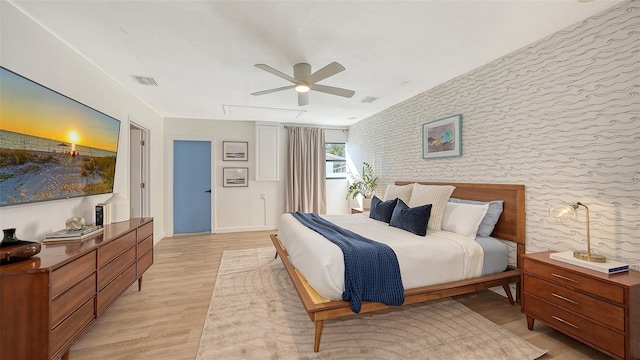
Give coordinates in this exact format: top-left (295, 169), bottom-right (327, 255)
top-left (223, 167), bottom-right (248, 187)
top-left (422, 114), bottom-right (462, 159)
top-left (223, 141), bottom-right (248, 161)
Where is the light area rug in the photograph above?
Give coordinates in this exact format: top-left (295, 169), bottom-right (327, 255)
top-left (196, 247), bottom-right (547, 360)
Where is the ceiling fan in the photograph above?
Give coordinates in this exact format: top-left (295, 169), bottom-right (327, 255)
top-left (251, 62), bottom-right (355, 106)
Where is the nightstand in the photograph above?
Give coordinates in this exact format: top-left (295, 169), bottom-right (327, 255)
top-left (521, 251), bottom-right (640, 360)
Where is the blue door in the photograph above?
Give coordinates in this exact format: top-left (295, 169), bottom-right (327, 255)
top-left (173, 140), bottom-right (212, 234)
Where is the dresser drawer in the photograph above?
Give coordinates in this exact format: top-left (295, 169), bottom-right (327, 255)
top-left (51, 251), bottom-right (96, 298)
top-left (524, 295), bottom-right (624, 359)
top-left (137, 221), bottom-right (153, 242)
top-left (137, 248), bottom-right (153, 276)
top-left (51, 273), bottom-right (96, 328)
top-left (98, 246), bottom-right (136, 290)
top-left (98, 230), bottom-right (136, 266)
top-left (137, 235), bottom-right (153, 258)
top-left (97, 263), bottom-right (136, 314)
top-left (523, 259), bottom-right (624, 304)
top-left (50, 298), bottom-right (95, 358)
top-left (523, 274), bottom-right (624, 331)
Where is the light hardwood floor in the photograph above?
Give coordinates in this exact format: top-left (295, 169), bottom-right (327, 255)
top-left (70, 231), bottom-right (612, 359)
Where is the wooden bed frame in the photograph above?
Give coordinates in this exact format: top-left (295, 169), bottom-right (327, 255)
top-left (271, 182), bottom-right (526, 352)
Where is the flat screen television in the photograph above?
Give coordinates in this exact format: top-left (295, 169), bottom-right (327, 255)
top-left (0, 66), bottom-right (121, 207)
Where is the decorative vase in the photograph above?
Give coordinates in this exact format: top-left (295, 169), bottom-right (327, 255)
top-left (104, 193), bottom-right (130, 223)
top-left (362, 198), bottom-right (372, 210)
top-left (2, 228), bottom-right (19, 245)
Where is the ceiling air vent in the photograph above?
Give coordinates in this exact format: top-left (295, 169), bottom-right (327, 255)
top-left (132, 75), bottom-right (158, 86)
top-left (360, 96), bottom-right (379, 103)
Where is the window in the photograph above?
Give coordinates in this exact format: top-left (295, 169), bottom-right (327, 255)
top-left (326, 143), bottom-right (346, 179)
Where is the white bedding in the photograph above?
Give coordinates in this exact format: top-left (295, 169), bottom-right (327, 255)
top-left (278, 213), bottom-right (484, 300)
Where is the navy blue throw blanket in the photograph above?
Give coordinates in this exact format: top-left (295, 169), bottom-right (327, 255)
top-left (290, 212), bottom-right (405, 313)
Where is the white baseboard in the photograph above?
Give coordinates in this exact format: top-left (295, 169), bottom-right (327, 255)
top-left (153, 231), bottom-right (166, 244)
top-left (214, 225), bottom-right (278, 234)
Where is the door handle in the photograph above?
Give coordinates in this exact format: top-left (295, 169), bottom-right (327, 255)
top-left (205, 189), bottom-right (212, 193)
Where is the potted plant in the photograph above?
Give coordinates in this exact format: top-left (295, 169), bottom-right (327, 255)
top-left (345, 162), bottom-right (378, 209)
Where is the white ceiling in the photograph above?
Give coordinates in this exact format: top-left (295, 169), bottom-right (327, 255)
top-left (10, 0), bottom-right (621, 127)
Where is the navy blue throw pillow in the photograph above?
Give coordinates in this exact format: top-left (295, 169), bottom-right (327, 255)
top-left (369, 196), bottom-right (398, 223)
top-left (390, 199), bottom-right (432, 236)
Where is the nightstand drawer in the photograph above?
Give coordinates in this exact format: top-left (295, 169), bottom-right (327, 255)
top-left (522, 251), bottom-right (640, 360)
top-left (523, 274), bottom-right (624, 331)
top-left (523, 259), bottom-right (624, 304)
top-left (524, 295), bottom-right (624, 359)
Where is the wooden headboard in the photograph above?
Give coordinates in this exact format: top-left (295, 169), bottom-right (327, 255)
top-left (395, 181), bottom-right (526, 264)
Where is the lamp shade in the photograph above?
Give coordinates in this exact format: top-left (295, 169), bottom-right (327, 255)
top-left (549, 204), bottom-right (578, 223)
top-left (104, 193), bottom-right (130, 223)
top-left (549, 201), bottom-right (606, 263)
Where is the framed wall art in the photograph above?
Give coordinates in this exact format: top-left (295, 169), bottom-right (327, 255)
top-left (223, 167), bottom-right (248, 187)
top-left (0, 66), bottom-right (121, 207)
top-left (422, 114), bottom-right (462, 159)
top-left (223, 141), bottom-right (248, 161)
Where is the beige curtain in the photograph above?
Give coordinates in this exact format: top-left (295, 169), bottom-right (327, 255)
top-left (286, 126), bottom-right (326, 214)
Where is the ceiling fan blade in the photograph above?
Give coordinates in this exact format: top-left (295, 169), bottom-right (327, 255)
top-left (255, 64), bottom-right (297, 83)
top-left (251, 85), bottom-right (295, 96)
top-left (298, 92), bottom-right (309, 106)
top-left (311, 84), bottom-right (355, 98)
top-left (306, 62), bottom-right (346, 84)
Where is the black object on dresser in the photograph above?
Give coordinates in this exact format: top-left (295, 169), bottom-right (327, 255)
top-left (521, 251), bottom-right (640, 360)
top-left (0, 240), bottom-right (42, 264)
top-left (1, 227), bottom-right (42, 263)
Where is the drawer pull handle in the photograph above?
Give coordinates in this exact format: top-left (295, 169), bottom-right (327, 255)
top-left (551, 273), bottom-right (578, 283)
top-left (552, 315), bottom-right (579, 329)
top-left (552, 293), bottom-right (578, 305)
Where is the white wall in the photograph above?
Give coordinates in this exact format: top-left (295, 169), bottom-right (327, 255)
top-left (163, 121), bottom-right (351, 232)
top-left (163, 118), bottom-right (285, 234)
top-left (347, 2), bottom-right (639, 270)
top-left (0, 3), bottom-right (165, 240)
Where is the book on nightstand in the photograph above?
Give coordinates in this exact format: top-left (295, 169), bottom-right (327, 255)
top-left (550, 251), bottom-right (629, 274)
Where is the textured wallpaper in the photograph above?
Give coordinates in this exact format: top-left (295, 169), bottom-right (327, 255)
top-left (348, 1), bottom-right (639, 270)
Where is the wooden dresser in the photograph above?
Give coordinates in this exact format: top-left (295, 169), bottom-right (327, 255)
top-left (0, 218), bottom-right (154, 360)
top-left (521, 251), bottom-right (640, 360)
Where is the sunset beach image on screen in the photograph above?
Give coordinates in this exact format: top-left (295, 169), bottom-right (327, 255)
top-left (0, 67), bottom-right (121, 206)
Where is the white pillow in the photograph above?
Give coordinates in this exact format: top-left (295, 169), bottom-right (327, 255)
top-left (383, 183), bottom-right (414, 204)
top-left (408, 184), bottom-right (455, 231)
top-left (442, 202), bottom-right (490, 239)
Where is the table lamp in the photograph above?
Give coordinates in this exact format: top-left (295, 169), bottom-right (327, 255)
top-left (549, 201), bottom-right (606, 263)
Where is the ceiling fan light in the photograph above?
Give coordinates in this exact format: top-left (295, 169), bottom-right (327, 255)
top-left (295, 83), bottom-right (310, 93)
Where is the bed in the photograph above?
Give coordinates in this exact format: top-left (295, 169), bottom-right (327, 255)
top-left (271, 181), bottom-right (525, 352)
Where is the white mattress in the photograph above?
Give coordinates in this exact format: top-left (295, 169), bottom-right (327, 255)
top-left (278, 213), bottom-right (484, 300)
